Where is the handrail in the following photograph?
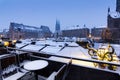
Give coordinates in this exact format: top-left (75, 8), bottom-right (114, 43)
top-left (6, 47), bottom-right (120, 67)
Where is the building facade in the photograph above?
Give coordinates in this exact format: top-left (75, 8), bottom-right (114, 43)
top-left (62, 28), bottom-right (89, 38)
top-left (116, 0), bottom-right (120, 12)
top-left (9, 22), bottom-right (52, 40)
top-left (107, 0), bottom-right (120, 40)
top-left (91, 27), bottom-right (106, 40)
top-left (40, 25), bottom-right (52, 38)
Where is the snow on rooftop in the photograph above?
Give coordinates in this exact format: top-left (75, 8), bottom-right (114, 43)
top-left (41, 46), bottom-right (62, 54)
top-left (57, 45), bottom-right (90, 59)
top-left (63, 26), bottom-right (82, 30)
top-left (109, 11), bottom-right (120, 18)
top-left (22, 45), bottom-right (44, 51)
top-left (36, 40), bottom-right (68, 47)
top-left (68, 42), bottom-right (79, 47)
top-left (16, 39), bottom-right (120, 59)
top-left (13, 23), bottom-right (40, 31)
top-left (24, 26), bottom-right (40, 31)
top-left (4, 72), bottom-right (26, 80)
top-left (0, 54), bottom-right (10, 58)
top-left (16, 43), bottom-right (27, 48)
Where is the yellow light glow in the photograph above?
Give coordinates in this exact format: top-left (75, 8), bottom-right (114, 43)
top-left (12, 40), bottom-right (17, 43)
top-left (4, 41), bottom-right (9, 47)
top-left (72, 60), bottom-right (94, 67)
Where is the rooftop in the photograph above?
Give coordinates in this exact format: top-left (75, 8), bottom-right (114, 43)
top-left (109, 11), bottom-right (120, 18)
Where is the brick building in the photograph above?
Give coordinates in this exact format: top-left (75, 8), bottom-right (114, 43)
top-left (107, 0), bottom-right (120, 40)
top-left (8, 22), bottom-right (52, 40)
top-left (91, 27), bottom-right (106, 40)
top-left (62, 28), bottom-right (89, 38)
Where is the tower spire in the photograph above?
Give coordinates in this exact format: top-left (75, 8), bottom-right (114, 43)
top-left (108, 7), bottom-right (110, 13)
top-left (55, 19), bottom-right (60, 32)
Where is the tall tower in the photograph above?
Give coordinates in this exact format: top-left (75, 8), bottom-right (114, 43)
top-left (55, 19), bottom-right (60, 32)
top-left (55, 19), bottom-right (61, 38)
top-left (116, 0), bottom-right (120, 12)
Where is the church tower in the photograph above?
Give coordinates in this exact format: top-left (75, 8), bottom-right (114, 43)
top-left (55, 19), bottom-right (60, 32)
top-left (107, 0), bottom-right (120, 40)
top-left (116, 0), bottom-right (120, 12)
top-left (54, 19), bottom-right (61, 38)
